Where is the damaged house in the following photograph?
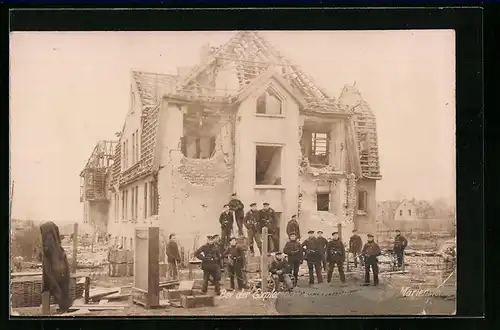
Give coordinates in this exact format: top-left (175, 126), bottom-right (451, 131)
top-left (98, 31), bottom-right (381, 251)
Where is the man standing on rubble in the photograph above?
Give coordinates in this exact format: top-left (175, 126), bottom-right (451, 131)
top-left (223, 237), bottom-right (245, 291)
top-left (393, 229), bottom-right (408, 269)
top-left (244, 203), bottom-right (262, 256)
top-left (219, 204), bottom-right (234, 251)
top-left (326, 232), bottom-right (346, 285)
top-left (194, 235), bottom-right (222, 295)
top-left (362, 233), bottom-right (381, 286)
top-left (228, 193), bottom-right (245, 237)
top-left (286, 215), bottom-right (301, 241)
top-left (349, 229), bottom-right (363, 268)
top-left (166, 233), bottom-right (181, 281)
top-left (259, 202), bottom-right (278, 252)
top-left (283, 233), bottom-right (303, 287)
top-left (302, 230), bottom-right (323, 285)
top-left (316, 230), bottom-right (328, 271)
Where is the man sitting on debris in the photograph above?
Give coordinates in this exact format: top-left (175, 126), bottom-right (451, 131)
top-left (259, 202), bottom-right (278, 252)
top-left (326, 232), bottom-right (346, 285)
top-left (362, 234), bottom-right (381, 286)
top-left (317, 230), bottom-right (328, 271)
top-left (244, 203), bottom-right (262, 256)
top-left (349, 229), bottom-right (364, 268)
top-left (286, 215), bottom-right (301, 241)
top-left (283, 233), bottom-right (303, 287)
top-left (269, 251), bottom-right (293, 292)
top-left (219, 204), bottom-right (234, 251)
top-left (166, 233), bottom-right (181, 281)
top-left (228, 193), bottom-right (245, 237)
top-left (194, 235), bottom-right (222, 295)
top-left (223, 237), bottom-right (245, 291)
top-left (393, 230), bottom-right (408, 269)
top-left (302, 230), bottom-right (323, 285)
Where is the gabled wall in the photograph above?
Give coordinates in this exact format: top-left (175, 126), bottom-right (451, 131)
top-left (234, 77), bottom-right (300, 249)
top-left (120, 82), bottom-right (143, 171)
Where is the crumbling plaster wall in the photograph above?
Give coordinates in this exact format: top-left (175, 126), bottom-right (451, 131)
top-left (157, 103), bottom-right (234, 251)
top-left (354, 178), bottom-right (377, 234)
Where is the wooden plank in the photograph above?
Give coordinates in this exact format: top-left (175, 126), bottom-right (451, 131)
top-left (72, 223), bottom-right (78, 273)
top-left (41, 291), bottom-right (50, 316)
top-left (69, 304), bottom-right (126, 310)
top-left (11, 271), bottom-right (90, 278)
top-left (261, 227), bottom-right (268, 292)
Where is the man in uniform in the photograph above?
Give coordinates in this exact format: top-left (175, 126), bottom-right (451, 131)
top-left (361, 233), bottom-right (381, 286)
top-left (302, 230), bottom-right (323, 285)
top-left (259, 202), bottom-right (278, 252)
top-left (269, 251), bottom-right (293, 292)
top-left (317, 230), bottom-right (328, 271)
top-left (393, 230), bottom-right (408, 269)
top-left (349, 229), bottom-right (363, 268)
top-left (283, 233), bottom-right (303, 287)
top-left (244, 203), bottom-right (262, 256)
top-left (326, 232), bottom-right (346, 285)
top-left (219, 204), bottom-right (234, 251)
top-left (228, 193), bottom-right (245, 237)
top-left (223, 237), bottom-right (245, 291)
top-left (286, 215), bottom-right (301, 241)
top-left (194, 235), bottom-right (222, 295)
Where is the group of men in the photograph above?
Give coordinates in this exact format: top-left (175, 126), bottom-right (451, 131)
top-left (270, 228), bottom-right (409, 290)
top-left (219, 193), bottom-right (280, 255)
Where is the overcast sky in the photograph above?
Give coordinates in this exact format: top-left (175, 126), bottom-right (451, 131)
top-left (10, 30), bottom-right (455, 222)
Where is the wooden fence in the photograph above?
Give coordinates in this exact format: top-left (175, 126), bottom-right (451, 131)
top-left (375, 217), bottom-right (455, 237)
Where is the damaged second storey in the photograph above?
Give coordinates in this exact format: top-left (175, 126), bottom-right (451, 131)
top-left (96, 31), bottom-right (382, 250)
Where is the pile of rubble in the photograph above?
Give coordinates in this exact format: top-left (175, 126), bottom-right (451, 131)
top-left (62, 244), bottom-right (109, 269)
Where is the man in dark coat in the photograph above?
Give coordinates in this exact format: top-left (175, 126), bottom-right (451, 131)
top-left (326, 232), bottom-right (346, 284)
top-left (244, 203), bottom-right (262, 256)
top-left (40, 221), bottom-right (72, 312)
top-left (228, 193), bottom-right (245, 237)
top-left (286, 215), bottom-right (301, 241)
top-left (362, 234), bottom-right (381, 286)
top-left (166, 233), bottom-right (181, 280)
top-left (283, 233), bottom-right (303, 287)
top-left (223, 237), bottom-right (245, 290)
top-left (219, 204), bottom-right (234, 251)
top-left (259, 202), bottom-right (278, 252)
top-left (349, 229), bottom-right (363, 268)
top-left (393, 230), bottom-right (408, 268)
top-left (269, 252), bottom-right (293, 291)
top-left (194, 235), bottom-right (222, 295)
top-left (301, 230), bottom-right (323, 285)
top-left (316, 230), bottom-right (328, 271)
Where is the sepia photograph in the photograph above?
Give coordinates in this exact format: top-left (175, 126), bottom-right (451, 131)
top-left (10, 30), bottom-right (456, 317)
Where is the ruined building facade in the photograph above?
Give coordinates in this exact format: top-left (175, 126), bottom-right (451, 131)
top-left (93, 32), bottom-right (381, 251)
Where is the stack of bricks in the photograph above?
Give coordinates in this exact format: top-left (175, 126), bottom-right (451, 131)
top-left (108, 249), bottom-right (134, 277)
top-left (163, 288), bottom-right (215, 309)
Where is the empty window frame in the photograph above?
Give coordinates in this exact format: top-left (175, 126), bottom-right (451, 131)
top-left (135, 129), bottom-right (140, 162)
top-left (317, 193), bottom-right (330, 211)
top-left (399, 210), bottom-right (403, 216)
top-left (256, 88), bottom-right (283, 115)
top-left (408, 209), bottom-right (412, 216)
top-left (309, 132), bottom-right (330, 165)
top-left (132, 133), bottom-right (136, 164)
top-left (358, 190), bottom-right (368, 212)
top-left (181, 135), bottom-right (216, 159)
top-left (144, 182), bottom-right (148, 219)
top-left (255, 145), bottom-right (283, 185)
top-left (150, 181), bottom-right (159, 216)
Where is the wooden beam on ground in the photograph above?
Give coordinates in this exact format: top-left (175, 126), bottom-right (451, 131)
top-left (69, 304), bottom-right (126, 310)
top-left (261, 227), bottom-right (268, 292)
top-left (72, 223), bottom-right (78, 273)
top-left (41, 291), bottom-right (50, 316)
